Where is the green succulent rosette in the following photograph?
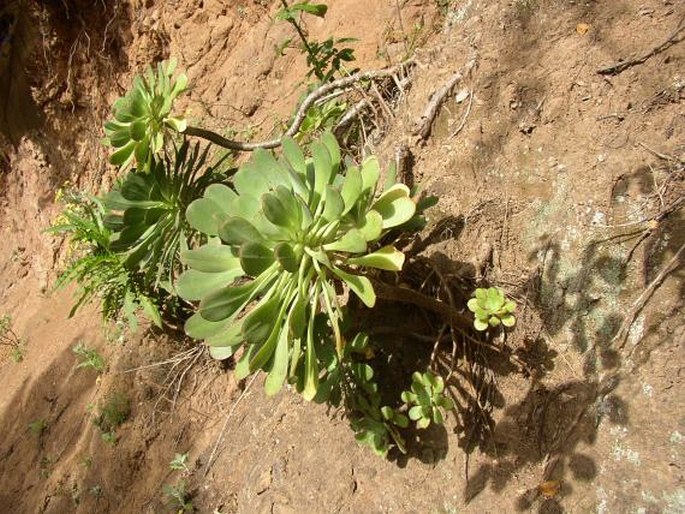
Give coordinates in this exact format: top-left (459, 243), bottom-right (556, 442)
top-left (178, 132), bottom-right (417, 398)
top-left (401, 371), bottom-right (454, 429)
top-left (467, 286), bottom-right (516, 331)
top-left (104, 58), bottom-right (188, 170)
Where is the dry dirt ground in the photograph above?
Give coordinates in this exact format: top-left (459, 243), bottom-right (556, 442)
top-left (0, 0), bottom-right (684, 513)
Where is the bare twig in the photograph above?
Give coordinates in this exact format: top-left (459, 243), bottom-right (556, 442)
top-left (204, 373), bottom-right (259, 476)
top-left (429, 324), bottom-right (448, 367)
top-left (638, 141), bottom-right (682, 162)
top-left (448, 90), bottom-right (474, 139)
top-left (616, 240), bottom-right (685, 351)
top-left (333, 98), bottom-right (369, 135)
top-left (414, 57), bottom-right (476, 140)
top-left (185, 59), bottom-right (415, 151)
top-left (598, 14), bottom-right (685, 75)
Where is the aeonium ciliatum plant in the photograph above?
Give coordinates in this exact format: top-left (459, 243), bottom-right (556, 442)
top-left (104, 58), bottom-right (188, 170)
top-left (177, 131), bottom-right (419, 399)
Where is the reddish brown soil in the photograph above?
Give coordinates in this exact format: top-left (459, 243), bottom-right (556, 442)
top-left (1, 1), bottom-right (683, 513)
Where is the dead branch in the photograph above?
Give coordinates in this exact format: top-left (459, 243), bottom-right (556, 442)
top-left (333, 98), bottom-right (369, 136)
top-left (616, 240), bottom-right (685, 351)
top-left (448, 89), bottom-right (474, 139)
top-left (204, 373), bottom-right (259, 476)
top-left (638, 141), bottom-right (684, 163)
top-left (597, 14), bottom-right (685, 75)
top-left (185, 59), bottom-right (416, 151)
top-left (414, 57), bottom-right (476, 140)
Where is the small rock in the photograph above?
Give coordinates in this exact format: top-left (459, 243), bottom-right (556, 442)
top-left (255, 468), bottom-right (272, 495)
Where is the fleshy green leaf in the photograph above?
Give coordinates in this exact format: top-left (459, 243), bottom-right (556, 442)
top-left (177, 269), bottom-right (240, 301)
top-left (264, 327), bottom-right (289, 395)
top-left (320, 131), bottom-right (340, 173)
top-left (331, 268), bottom-right (376, 308)
top-left (110, 141), bottom-right (136, 166)
top-left (243, 295), bottom-right (281, 345)
top-left (186, 198), bottom-right (226, 236)
top-left (205, 319), bottom-right (244, 349)
top-left (262, 192), bottom-right (294, 228)
top-left (360, 156), bottom-right (380, 193)
top-left (218, 217), bottom-right (265, 245)
top-left (181, 245), bottom-right (241, 273)
top-left (235, 345), bottom-right (256, 380)
top-left (282, 136), bottom-right (307, 176)
top-left (358, 210), bottom-right (383, 242)
top-left (130, 120), bottom-right (147, 141)
top-left (372, 184), bottom-right (416, 229)
top-left (408, 405), bottom-right (423, 421)
top-left (484, 287), bottom-right (503, 310)
top-left (109, 129), bottom-right (130, 148)
top-left (311, 141), bottom-right (333, 201)
top-left (394, 413), bottom-right (409, 428)
top-left (204, 183), bottom-right (237, 207)
top-left (473, 318), bottom-right (488, 331)
top-left (340, 165), bottom-right (362, 214)
top-left (322, 228), bottom-right (367, 253)
top-left (322, 186), bottom-right (344, 222)
top-left (165, 116), bottom-right (187, 133)
top-left (302, 315), bottom-right (319, 401)
top-left (417, 417), bottom-right (430, 429)
top-left (501, 314), bottom-right (516, 327)
top-left (200, 281), bottom-right (258, 322)
top-left (208, 345), bottom-right (235, 360)
top-left (467, 298), bottom-right (479, 313)
top-left (239, 242), bottom-right (275, 276)
top-left (274, 242), bottom-right (299, 272)
top-left (184, 312), bottom-right (232, 340)
top-left (347, 246), bottom-right (405, 271)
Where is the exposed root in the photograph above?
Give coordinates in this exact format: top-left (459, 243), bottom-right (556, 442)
top-left (413, 55), bottom-right (476, 140)
top-left (597, 13), bottom-right (685, 75)
top-left (618, 240), bottom-right (685, 352)
top-left (125, 343), bottom-right (207, 425)
top-left (185, 59), bottom-right (416, 151)
top-left (204, 373), bottom-right (259, 476)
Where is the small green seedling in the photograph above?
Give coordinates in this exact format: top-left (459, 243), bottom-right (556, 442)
top-left (401, 371), bottom-right (454, 429)
top-left (467, 287), bottom-right (516, 331)
top-left (39, 456), bottom-right (54, 479)
top-left (101, 431), bottom-right (118, 446)
top-left (73, 342), bottom-right (106, 373)
top-left (275, 1), bottom-right (356, 83)
top-left (169, 452), bottom-right (190, 472)
top-left (163, 480), bottom-right (194, 513)
top-left (93, 392), bottom-right (130, 445)
top-left (29, 418), bottom-right (48, 437)
top-left (1, 314), bottom-right (26, 362)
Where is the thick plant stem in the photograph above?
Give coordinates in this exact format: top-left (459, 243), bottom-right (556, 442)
top-left (183, 59), bottom-right (415, 152)
top-left (371, 280), bottom-right (473, 333)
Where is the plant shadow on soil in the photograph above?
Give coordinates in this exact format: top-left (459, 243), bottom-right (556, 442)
top-left (458, 233), bottom-right (634, 511)
top-left (455, 159), bottom-right (685, 511)
top-left (0, 326), bottom-right (193, 513)
top-left (359, 203), bottom-right (643, 510)
top-left (0, 334), bottom-right (97, 510)
top-left (0, 0), bottom-right (133, 190)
